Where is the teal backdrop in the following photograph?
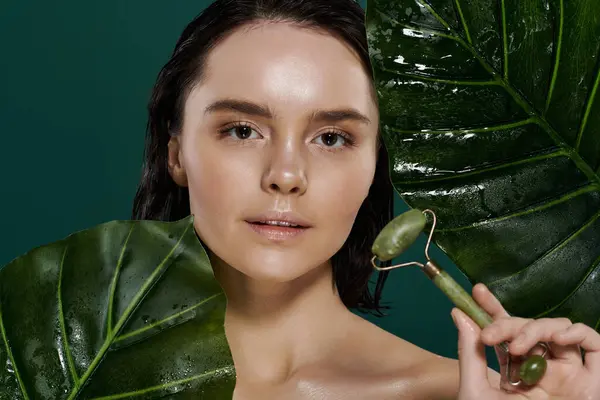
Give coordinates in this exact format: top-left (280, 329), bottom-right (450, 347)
top-left (0, 0), bottom-right (498, 371)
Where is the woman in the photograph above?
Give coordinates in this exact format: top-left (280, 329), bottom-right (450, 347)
top-left (131, 0), bottom-right (600, 398)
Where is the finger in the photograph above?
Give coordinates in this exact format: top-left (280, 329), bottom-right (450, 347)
top-left (553, 323), bottom-right (600, 371)
top-left (472, 283), bottom-right (510, 320)
top-left (482, 317), bottom-right (582, 364)
top-left (497, 318), bottom-right (581, 364)
top-left (480, 316), bottom-right (529, 348)
top-left (452, 308), bottom-right (491, 396)
top-left (510, 318), bottom-right (578, 360)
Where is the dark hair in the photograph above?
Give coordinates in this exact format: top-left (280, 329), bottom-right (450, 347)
top-left (131, 0), bottom-right (394, 316)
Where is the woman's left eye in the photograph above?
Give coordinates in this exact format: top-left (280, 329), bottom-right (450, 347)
top-left (313, 132), bottom-right (352, 149)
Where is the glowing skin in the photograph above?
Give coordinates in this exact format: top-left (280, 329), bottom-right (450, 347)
top-left (172, 24), bottom-right (378, 285)
top-left (167, 22), bottom-right (473, 399)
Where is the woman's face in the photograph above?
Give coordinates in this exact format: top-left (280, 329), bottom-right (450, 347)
top-left (169, 22), bottom-right (379, 283)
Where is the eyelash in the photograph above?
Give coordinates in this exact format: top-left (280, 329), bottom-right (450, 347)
top-left (218, 121), bottom-right (260, 140)
top-left (217, 122), bottom-right (357, 151)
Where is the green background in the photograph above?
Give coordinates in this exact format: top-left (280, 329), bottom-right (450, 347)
top-left (0, 0), bottom-right (498, 370)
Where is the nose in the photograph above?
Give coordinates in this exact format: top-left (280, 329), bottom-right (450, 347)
top-left (261, 140), bottom-right (308, 196)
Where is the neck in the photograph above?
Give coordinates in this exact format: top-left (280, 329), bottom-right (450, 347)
top-left (210, 255), bottom-right (353, 385)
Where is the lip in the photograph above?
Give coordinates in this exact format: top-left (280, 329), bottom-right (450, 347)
top-left (245, 211), bottom-right (312, 242)
top-left (246, 222), bottom-right (308, 242)
top-left (245, 211), bottom-right (313, 228)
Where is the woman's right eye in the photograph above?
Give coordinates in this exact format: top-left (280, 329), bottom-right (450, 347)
top-left (222, 125), bottom-right (261, 140)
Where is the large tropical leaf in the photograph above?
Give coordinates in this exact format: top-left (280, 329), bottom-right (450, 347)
top-left (366, 0), bottom-right (600, 331)
top-left (0, 216), bottom-right (235, 399)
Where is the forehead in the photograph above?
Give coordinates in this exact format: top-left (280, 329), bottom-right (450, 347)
top-left (191, 22), bottom-right (376, 117)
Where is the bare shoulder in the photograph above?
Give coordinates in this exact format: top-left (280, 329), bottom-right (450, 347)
top-left (337, 314), bottom-right (459, 399)
top-left (344, 314), bottom-right (498, 399)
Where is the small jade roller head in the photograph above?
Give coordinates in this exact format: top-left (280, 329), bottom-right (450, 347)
top-left (371, 208), bottom-right (426, 261)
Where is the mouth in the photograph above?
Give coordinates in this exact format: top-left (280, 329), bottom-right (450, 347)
top-left (245, 215), bottom-right (311, 241)
top-left (247, 220), bottom-right (307, 228)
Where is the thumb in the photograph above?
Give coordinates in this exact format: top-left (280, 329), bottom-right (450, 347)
top-left (452, 307), bottom-right (491, 397)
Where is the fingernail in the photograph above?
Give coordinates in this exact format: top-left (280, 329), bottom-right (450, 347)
top-left (452, 309), bottom-right (468, 329)
top-left (451, 310), bottom-right (459, 327)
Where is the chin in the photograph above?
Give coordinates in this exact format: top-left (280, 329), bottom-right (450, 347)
top-left (234, 250), bottom-right (326, 283)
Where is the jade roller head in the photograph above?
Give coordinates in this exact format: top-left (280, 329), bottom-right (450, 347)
top-left (371, 208), bottom-right (427, 261)
top-left (371, 208), bottom-right (549, 387)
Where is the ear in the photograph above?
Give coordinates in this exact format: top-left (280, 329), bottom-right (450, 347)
top-left (167, 136), bottom-right (188, 187)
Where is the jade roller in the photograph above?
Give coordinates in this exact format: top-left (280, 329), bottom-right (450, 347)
top-left (371, 208), bottom-right (549, 386)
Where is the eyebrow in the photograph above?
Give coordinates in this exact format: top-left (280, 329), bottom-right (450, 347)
top-left (204, 99), bottom-right (274, 119)
top-left (310, 108), bottom-right (371, 125)
top-left (204, 98), bottom-right (371, 125)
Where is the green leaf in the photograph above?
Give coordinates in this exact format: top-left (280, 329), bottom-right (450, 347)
top-left (0, 216), bottom-right (235, 399)
top-left (367, 0), bottom-right (600, 330)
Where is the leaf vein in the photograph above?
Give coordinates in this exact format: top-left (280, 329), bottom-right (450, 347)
top-left (501, 0), bottom-right (508, 79)
top-left (402, 1), bottom-right (496, 76)
top-left (67, 220), bottom-right (193, 400)
top-left (395, 148), bottom-right (566, 186)
top-left (88, 366), bottom-right (235, 400)
top-left (436, 184), bottom-right (599, 233)
top-left (107, 225), bottom-right (135, 335)
top-left (575, 55), bottom-right (600, 151)
top-left (114, 293), bottom-right (224, 343)
top-left (410, 0), bottom-right (599, 189)
top-left (454, 0), bottom-right (472, 44)
top-left (545, 0), bottom-right (564, 113)
top-left (0, 303), bottom-right (29, 399)
top-left (372, 10), bottom-right (456, 40)
top-left (380, 67), bottom-right (497, 85)
top-left (487, 208), bottom-right (600, 287)
top-left (416, 0), bottom-right (451, 31)
top-left (534, 253), bottom-right (600, 318)
top-left (385, 117), bottom-right (535, 135)
top-left (58, 245), bottom-right (79, 386)
top-left (414, 0), bottom-right (597, 187)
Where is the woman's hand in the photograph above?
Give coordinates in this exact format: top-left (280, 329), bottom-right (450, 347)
top-left (452, 283), bottom-right (600, 400)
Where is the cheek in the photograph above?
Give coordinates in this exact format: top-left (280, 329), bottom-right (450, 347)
top-left (181, 141), bottom-right (256, 238)
top-left (311, 156), bottom-right (376, 238)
